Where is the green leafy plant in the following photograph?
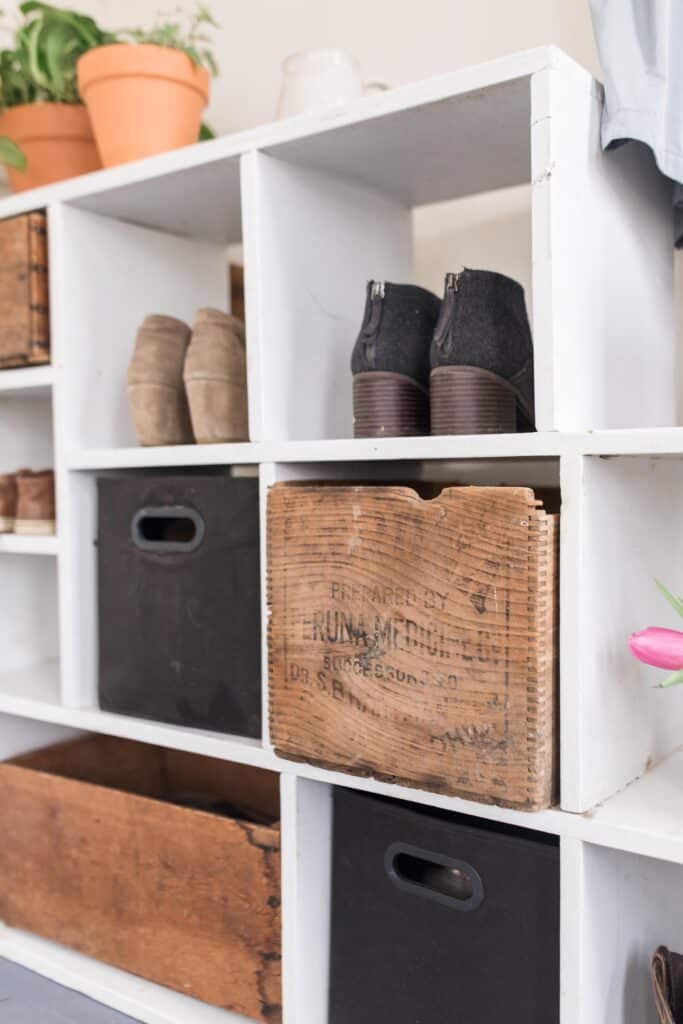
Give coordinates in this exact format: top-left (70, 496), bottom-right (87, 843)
top-left (0, 134), bottom-right (25, 168)
top-left (120, 4), bottom-right (219, 75)
top-left (0, 2), bottom-right (112, 107)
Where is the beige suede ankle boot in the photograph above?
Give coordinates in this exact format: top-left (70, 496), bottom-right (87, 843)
top-left (127, 314), bottom-right (194, 446)
top-left (183, 308), bottom-right (249, 443)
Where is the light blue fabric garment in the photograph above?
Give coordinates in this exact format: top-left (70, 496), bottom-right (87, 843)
top-left (589, 0), bottom-right (683, 244)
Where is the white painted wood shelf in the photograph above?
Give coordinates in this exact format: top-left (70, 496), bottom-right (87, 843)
top-left (0, 533), bottom-right (59, 555)
top-left (66, 428), bottom-right (683, 470)
top-left (0, 364), bottom-right (54, 396)
top-left (0, 660), bottom-right (61, 713)
top-left (0, 44), bottom-right (679, 1024)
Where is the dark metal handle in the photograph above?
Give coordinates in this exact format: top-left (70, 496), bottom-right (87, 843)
top-left (131, 505), bottom-right (205, 553)
top-left (385, 842), bottom-right (484, 912)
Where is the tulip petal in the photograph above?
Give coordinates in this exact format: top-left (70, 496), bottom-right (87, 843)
top-left (629, 627), bottom-right (683, 670)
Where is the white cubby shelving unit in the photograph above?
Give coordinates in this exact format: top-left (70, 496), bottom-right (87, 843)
top-left (0, 44), bottom-right (681, 1023)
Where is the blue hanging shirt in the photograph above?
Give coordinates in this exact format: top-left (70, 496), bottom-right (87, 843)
top-left (590, 0), bottom-right (683, 244)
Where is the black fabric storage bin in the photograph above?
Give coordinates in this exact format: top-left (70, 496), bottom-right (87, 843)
top-left (329, 788), bottom-right (560, 1024)
top-left (98, 472), bottom-right (261, 737)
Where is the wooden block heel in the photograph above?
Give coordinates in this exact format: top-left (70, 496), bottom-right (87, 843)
top-left (430, 365), bottom-right (517, 435)
top-left (353, 371), bottom-right (429, 438)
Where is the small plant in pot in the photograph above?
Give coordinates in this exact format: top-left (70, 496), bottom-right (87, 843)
top-left (77, 4), bottom-right (218, 168)
top-left (0, 2), bottom-right (111, 192)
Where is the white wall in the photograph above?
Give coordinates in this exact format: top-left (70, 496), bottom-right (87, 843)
top-left (0, 1), bottom-right (599, 134)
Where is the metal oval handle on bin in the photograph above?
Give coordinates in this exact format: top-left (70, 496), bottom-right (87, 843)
top-left (131, 506), bottom-right (205, 553)
top-left (385, 842), bottom-right (485, 912)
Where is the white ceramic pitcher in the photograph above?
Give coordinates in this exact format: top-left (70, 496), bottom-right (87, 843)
top-left (276, 48), bottom-right (387, 119)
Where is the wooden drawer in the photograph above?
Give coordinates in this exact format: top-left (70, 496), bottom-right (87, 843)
top-left (0, 736), bottom-right (281, 1023)
top-left (0, 211), bottom-right (49, 369)
top-left (268, 483), bottom-right (559, 811)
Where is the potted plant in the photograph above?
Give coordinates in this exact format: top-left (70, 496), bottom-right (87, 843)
top-left (0, 2), bottom-right (110, 192)
top-left (77, 4), bottom-right (218, 168)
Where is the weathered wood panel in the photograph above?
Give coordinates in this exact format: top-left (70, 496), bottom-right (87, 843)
top-left (268, 484), bottom-right (558, 810)
top-left (0, 736), bottom-right (281, 1022)
top-left (0, 212), bottom-right (49, 368)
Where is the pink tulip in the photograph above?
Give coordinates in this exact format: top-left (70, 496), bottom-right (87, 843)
top-left (629, 627), bottom-right (683, 670)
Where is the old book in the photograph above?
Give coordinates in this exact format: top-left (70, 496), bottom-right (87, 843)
top-left (268, 484), bottom-right (559, 811)
top-left (0, 211), bottom-right (49, 368)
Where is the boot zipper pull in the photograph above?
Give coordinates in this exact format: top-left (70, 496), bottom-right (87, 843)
top-left (434, 271), bottom-right (463, 352)
top-left (363, 281), bottom-right (385, 343)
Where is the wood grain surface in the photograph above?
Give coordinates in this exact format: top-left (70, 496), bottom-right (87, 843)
top-left (0, 212), bottom-right (49, 368)
top-left (229, 263), bottom-right (245, 324)
top-left (268, 484), bottom-right (558, 811)
top-left (0, 736), bottom-right (281, 1022)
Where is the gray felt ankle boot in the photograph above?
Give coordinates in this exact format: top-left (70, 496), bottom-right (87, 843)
top-left (350, 281), bottom-right (441, 437)
top-left (429, 269), bottom-right (535, 435)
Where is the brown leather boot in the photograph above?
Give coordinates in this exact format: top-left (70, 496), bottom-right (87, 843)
top-left (127, 314), bottom-right (194, 446)
top-left (0, 473), bottom-right (17, 532)
top-left (15, 469), bottom-right (55, 535)
top-left (183, 308), bottom-right (249, 443)
top-left (653, 947), bottom-right (683, 1023)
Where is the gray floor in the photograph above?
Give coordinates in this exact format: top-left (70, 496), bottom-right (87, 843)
top-left (0, 958), bottom-right (139, 1022)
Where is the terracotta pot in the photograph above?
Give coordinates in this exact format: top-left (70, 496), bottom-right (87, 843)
top-left (0, 102), bottom-right (101, 193)
top-left (78, 44), bottom-right (210, 167)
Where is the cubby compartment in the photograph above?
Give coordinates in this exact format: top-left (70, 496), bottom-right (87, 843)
top-left (280, 776), bottom-right (561, 1024)
top-left (563, 454), bottom-right (683, 813)
top-left (0, 734), bottom-right (281, 1021)
top-left (265, 458), bottom-right (560, 809)
top-left (0, 390), bottom-right (54, 476)
top-left (329, 787), bottom-right (559, 1023)
top-left (576, 842), bottom-right (683, 1024)
top-left (246, 52), bottom-right (674, 442)
top-left (0, 389), bottom-right (56, 553)
top-left (98, 470), bottom-right (261, 736)
top-left (51, 161), bottom-right (247, 458)
top-left (61, 465), bottom-right (262, 729)
top-left (0, 553), bottom-right (59, 704)
top-left (0, 388), bottom-right (59, 703)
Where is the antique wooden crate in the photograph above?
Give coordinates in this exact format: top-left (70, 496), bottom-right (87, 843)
top-left (0, 736), bottom-right (281, 1023)
top-left (268, 484), bottom-right (558, 811)
top-left (0, 211), bottom-right (49, 368)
